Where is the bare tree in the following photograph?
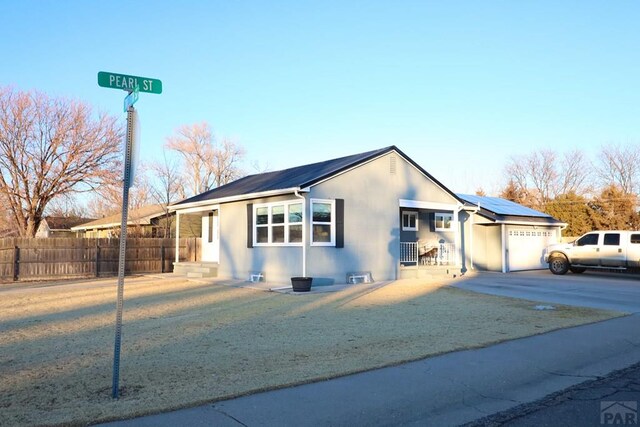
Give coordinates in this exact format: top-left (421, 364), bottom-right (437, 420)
top-left (504, 150), bottom-right (556, 209)
top-left (558, 149), bottom-right (592, 196)
top-left (503, 148), bottom-right (591, 209)
top-left (148, 152), bottom-right (186, 237)
top-left (165, 122), bottom-right (212, 196)
top-left (0, 192), bottom-right (17, 237)
top-left (86, 164), bottom-right (154, 219)
top-left (251, 159), bottom-right (271, 174)
top-left (0, 87), bottom-right (122, 237)
top-left (500, 178), bottom-right (533, 206)
top-left (45, 194), bottom-right (85, 218)
top-left (213, 137), bottom-right (245, 187)
top-left (597, 143), bottom-right (640, 195)
top-left (589, 185), bottom-right (640, 230)
top-left (165, 122), bottom-right (245, 197)
top-left (149, 152), bottom-right (186, 204)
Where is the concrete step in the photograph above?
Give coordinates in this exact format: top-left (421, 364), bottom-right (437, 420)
top-left (398, 265), bottom-right (462, 280)
top-left (186, 271), bottom-right (217, 278)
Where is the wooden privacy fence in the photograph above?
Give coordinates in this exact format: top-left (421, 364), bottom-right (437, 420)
top-left (0, 237), bottom-right (201, 282)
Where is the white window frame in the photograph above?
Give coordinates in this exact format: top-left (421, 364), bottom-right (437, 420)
top-left (402, 211), bottom-right (418, 231)
top-left (310, 198), bottom-right (336, 246)
top-left (435, 212), bottom-right (453, 232)
top-left (253, 200), bottom-right (303, 246)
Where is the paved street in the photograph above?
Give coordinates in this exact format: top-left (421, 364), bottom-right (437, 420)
top-left (100, 272), bottom-right (640, 427)
top-left (465, 361), bottom-right (640, 427)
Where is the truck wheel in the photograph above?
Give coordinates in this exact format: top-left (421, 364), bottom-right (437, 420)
top-left (569, 267), bottom-right (586, 274)
top-left (549, 255), bottom-right (569, 275)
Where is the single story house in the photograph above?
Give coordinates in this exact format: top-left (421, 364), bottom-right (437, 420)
top-left (170, 146), bottom-right (565, 284)
top-left (72, 204), bottom-right (201, 238)
top-left (35, 216), bottom-right (95, 238)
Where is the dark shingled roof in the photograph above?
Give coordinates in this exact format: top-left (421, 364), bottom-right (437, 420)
top-left (175, 146), bottom-right (444, 206)
top-left (44, 216), bottom-right (96, 230)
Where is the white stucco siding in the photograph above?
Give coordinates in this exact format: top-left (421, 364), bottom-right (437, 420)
top-left (472, 223), bottom-right (503, 272)
top-left (306, 152), bottom-right (458, 283)
top-left (213, 151), bottom-right (459, 284)
top-left (217, 194), bottom-right (303, 283)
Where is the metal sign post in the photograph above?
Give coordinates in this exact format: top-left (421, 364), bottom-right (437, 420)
top-left (98, 71), bottom-right (160, 400)
top-left (112, 104), bottom-right (135, 399)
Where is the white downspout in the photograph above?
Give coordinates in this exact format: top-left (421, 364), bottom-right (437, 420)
top-left (454, 205), bottom-right (462, 267)
top-left (501, 223), bottom-right (507, 273)
top-left (295, 190), bottom-right (307, 277)
top-left (468, 203), bottom-right (480, 271)
top-left (558, 223), bottom-right (567, 242)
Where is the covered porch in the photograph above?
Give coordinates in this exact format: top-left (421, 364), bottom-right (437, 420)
top-left (398, 199), bottom-right (463, 276)
top-left (172, 204), bottom-right (220, 267)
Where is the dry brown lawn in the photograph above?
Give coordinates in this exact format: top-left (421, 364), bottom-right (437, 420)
top-left (0, 275), bottom-right (624, 426)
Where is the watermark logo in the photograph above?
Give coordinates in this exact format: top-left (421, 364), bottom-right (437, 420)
top-left (601, 401), bottom-right (637, 425)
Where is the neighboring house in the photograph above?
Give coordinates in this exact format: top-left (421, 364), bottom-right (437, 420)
top-left (36, 216), bottom-right (95, 238)
top-left (71, 204), bottom-right (201, 238)
top-left (170, 146), bottom-right (565, 284)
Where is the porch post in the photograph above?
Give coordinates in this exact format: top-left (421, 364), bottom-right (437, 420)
top-left (175, 211), bottom-right (180, 263)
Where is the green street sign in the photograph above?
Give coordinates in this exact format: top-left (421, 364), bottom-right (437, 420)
top-left (98, 71), bottom-right (162, 94)
top-left (123, 86), bottom-right (139, 112)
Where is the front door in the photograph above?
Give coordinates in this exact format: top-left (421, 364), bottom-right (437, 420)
top-left (201, 211), bottom-right (219, 262)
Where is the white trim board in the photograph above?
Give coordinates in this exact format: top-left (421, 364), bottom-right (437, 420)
top-left (399, 199), bottom-right (461, 211)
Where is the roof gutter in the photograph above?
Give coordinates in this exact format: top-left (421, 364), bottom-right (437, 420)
top-left (169, 187), bottom-right (305, 212)
top-left (493, 219), bottom-right (568, 227)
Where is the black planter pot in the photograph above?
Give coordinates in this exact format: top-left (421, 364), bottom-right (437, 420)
top-left (291, 277), bottom-right (313, 292)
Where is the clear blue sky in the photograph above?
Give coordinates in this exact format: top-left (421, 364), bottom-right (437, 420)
top-left (1, 1), bottom-right (638, 194)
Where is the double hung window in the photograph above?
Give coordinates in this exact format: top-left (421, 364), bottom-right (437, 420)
top-left (254, 201), bottom-right (303, 245)
top-left (252, 198), bottom-right (338, 247)
top-left (402, 211), bottom-right (418, 231)
top-left (311, 199), bottom-right (335, 246)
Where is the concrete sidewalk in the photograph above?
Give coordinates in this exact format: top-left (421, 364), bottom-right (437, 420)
top-left (98, 313), bottom-right (640, 427)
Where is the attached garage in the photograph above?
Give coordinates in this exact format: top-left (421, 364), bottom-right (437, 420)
top-left (506, 226), bottom-right (559, 271)
top-left (457, 194), bottom-right (566, 273)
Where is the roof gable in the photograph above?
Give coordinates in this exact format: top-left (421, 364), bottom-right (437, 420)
top-left (43, 216), bottom-right (96, 230)
top-left (175, 146), bottom-right (393, 206)
top-left (174, 146), bottom-right (460, 207)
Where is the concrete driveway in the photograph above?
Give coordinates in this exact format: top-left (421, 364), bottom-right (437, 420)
top-left (453, 270), bottom-right (640, 313)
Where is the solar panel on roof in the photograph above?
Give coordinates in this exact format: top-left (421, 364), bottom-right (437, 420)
top-left (456, 193), bottom-right (550, 218)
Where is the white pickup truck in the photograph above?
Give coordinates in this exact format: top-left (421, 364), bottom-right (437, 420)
top-left (544, 230), bottom-right (640, 275)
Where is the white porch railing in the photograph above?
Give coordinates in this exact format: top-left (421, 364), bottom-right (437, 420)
top-left (400, 242), bottom-right (456, 265)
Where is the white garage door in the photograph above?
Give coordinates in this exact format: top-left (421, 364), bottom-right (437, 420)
top-left (507, 227), bottom-right (558, 271)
